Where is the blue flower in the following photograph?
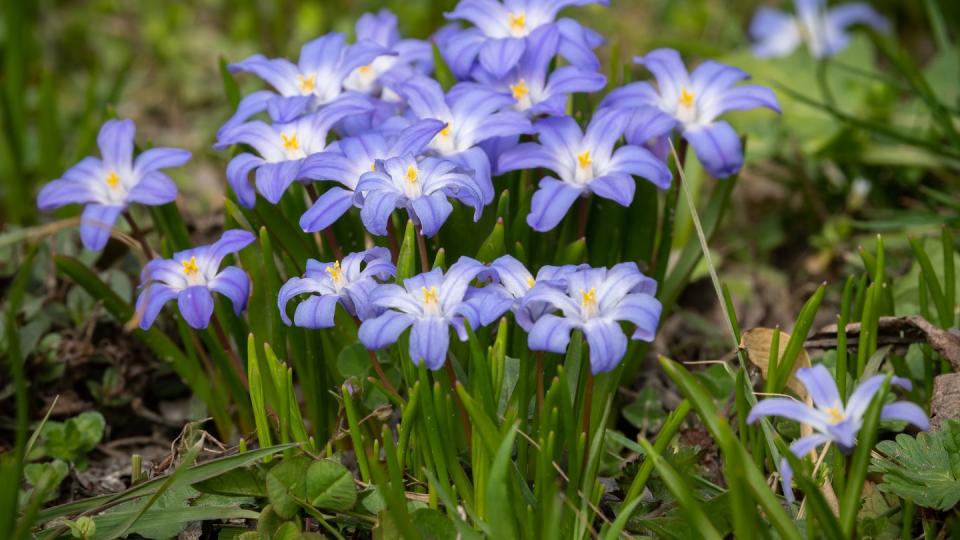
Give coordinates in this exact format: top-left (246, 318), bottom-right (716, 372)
top-left (298, 119), bottom-right (446, 233)
top-left (498, 109), bottom-right (671, 232)
top-left (468, 24), bottom-right (606, 118)
top-left (747, 365), bottom-right (928, 503)
top-left (37, 119), bottom-right (190, 251)
top-left (220, 33), bottom-right (393, 136)
top-left (523, 263), bottom-right (661, 374)
top-left (278, 247), bottom-right (396, 328)
top-left (600, 48), bottom-right (781, 179)
top-left (463, 255), bottom-right (586, 330)
top-left (135, 230), bottom-right (256, 330)
top-left (442, 0), bottom-right (607, 79)
top-left (750, 0), bottom-right (888, 59)
top-left (216, 96), bottom-right (373, 207)
top-left (344, 9), bottom-right (434, 96)
top-left (353, 154), bottom-right (485, 238)
top-left (394, 76), bottom-right (534, 204)
top-left (358, 257), bottom-right (487, 370)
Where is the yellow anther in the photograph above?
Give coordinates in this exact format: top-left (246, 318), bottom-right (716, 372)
top-left (370, 161), bottom-right (377, 172)
top-left (526, 276), bottom-right (536, 289)
top-left (405, 165), bottom-right (418, 183)
top-left (105, 171), bottom-right (120, 188)
top-left (440, 124), bottom-right (452, 138)
top-left (577, 151), bottom-right (593, 170)
top-left (580, 287), bottom-right (597, 308)
top-left (510, 79), bottom-right (529, 100)
top-left (824, 406), bottom-right (845, 424)
top-left (422, 286), bottom-right (439, 305)
top-left (679, 87), bottom-right (695, 109)
top-left (281, 133), bottom-right (300, 152)
top-left (325, 260), bottom-right (343, 282)
top-left (358, 65), bottom-right (373, 75)
top-left (509, 12), bottom-right (526, 32)
top-left (181, 256), bottom-right (199, 276)
top-left (297, 73), bottom-right (316, 94)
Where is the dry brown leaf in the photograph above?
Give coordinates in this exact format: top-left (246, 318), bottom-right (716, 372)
top-left (740, 327), bottom-right (812, 399)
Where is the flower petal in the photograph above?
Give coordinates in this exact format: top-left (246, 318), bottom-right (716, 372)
top-left (634, 48), bottom-right (690, 104)
top-left (217, 90), bottom-right (278, 140)
top-left (528, 314), bottom-right (577, 354)
top-left (478, 37), bottom-right (526, 80)
top-left (584, 318), bottom-right (628, 374)
top-left (255, 160), bottom-right (304, 204)
top-left (300, 186), bottom-right (356, 232)
top-left (359, 310), bottom-right (415, 349)
top-left (795, 365), bottom-right (842, 410)
top-left (133, 147), bottom-right (191, 176)
top-left (411, 191), bottom-right (454, 238)
top-left (277, 277), bottom-right (325, 326)
top-left (177, 285), bottom-right (215, 329)
top-left (126, 172), bottom-right (178, 206)
top-left (498, 142), bottom-right (556, 173)
top-left (409, 317), bottom-right (451, 370)
top-left (527, 176), bottom-right (583, 232)
top-left (209, 266), bottom-right (251, 315)
top-left (607, 145), bottom-right (672, 189)
top-left (97, 119), bottom-right (136, 171)
top-left (226, 153), bottom-right (264, 208)
top-left (135, 284), bottom-right (179, 330)
top-left (229, 55), bottom-right (300, 96)
top-left (359, 189), bottom-right (401, 236)
top-left (682, 121), bottom-right (743, 179)
top-left (294, 294), bottom-right (341, 329)
top-left (80, 204), bottom-right (123, 251)
top-left (881, 402), bottom-right (930, 431)
top-left (439, 256), bottom-right (486, 311)
top-left (749, 7), bottom-right (801, 59)
top-left (609, 293), bottom-right (661, 341)
top-left (589, 172), bottom-right (635, 206)
top-left (747, 398), bottom-right (826, 431)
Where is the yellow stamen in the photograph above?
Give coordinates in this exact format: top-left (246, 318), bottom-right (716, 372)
top-left (370, 161), bottom-right (377, 172)
top-left (440, 125), bottom-right (452, 138)
top-left (105, 171), bottom-right (120, 188)
top-left (405, 165), bottom-right (418, 184)
top-left (824, 406), bottom-right (844, 424)
top-left (679, 87), bottom-right (695, 109)
top-left (510, 79), bottom-right (529, 100)
top-left (358, 65), bottom-right (373, 75)
top-left (577, 151), bottom-right (592, 170)
top-left (526, 276), bottom-right (536, 289)
top-left (422, 286), bottom-right (439, 305)
top-left (181, 256), bottom-right (199, 276)
top-left (281, 133), bottom-right (300, 152)
top-left (297, 73), bottom-right (316, 94)
top-left (509, 12), bottom-right (526, 32)
top-left (580, 287), bottom-right (597, 307)
top-left (325, 260), bottom-right (343, 282)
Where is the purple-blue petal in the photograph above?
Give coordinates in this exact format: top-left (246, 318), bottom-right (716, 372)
top-left (80, 204), bottom-right (123, 251)
top-left (478, 37), bottom-right (526, 80)
top-left (359, 189), bottom-right (401, 236)
top-left (528, 314), bottom-right (578, 355)
top-left (177, 285), bottom-right (216, 330)
top-left (359, 310), bottom-right (415, 349)
top-left (795, 365), bottom-right (842, 410)
top-left (682, 121), bottom-right (743, 179)
top-left (589, 173), bottom-right (635, 207)
top-left (410, 191), bottom-right (454, 238)
top-left (255, 160), bottom-right (304, 204)
top-left (294, 294), bottom-right (340, 329)
top-left (97, 119), bottom-right (136, 171)
top-left (133, 147), bottom-right (191, 176)
top-left (135, 284), bottom-right (179, 330)
top-left (527, 177), bottom-right (583, 232)
top-left (409, 317), bottom-right (450, 370)
top-left (300, 186), bottom-right (355, 232)
top-left (880, 402), bottom-right (930, 431)
top-left (226, 153), bottom-right (264, 208)
top-left (209, 266), bottom-right (251, 315)
top-left (584, 318), bottom-right (628, 374)
top-left (126, 172), bottom-right (179, 206)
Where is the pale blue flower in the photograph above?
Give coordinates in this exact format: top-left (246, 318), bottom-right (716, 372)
top-left (750, 0), bottom-right (888, 59)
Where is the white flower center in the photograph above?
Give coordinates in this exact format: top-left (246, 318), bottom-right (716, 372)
top-left (421, 286), bottom-right (441, 316)
top-left (579, 287), bottom-right (598, 319)
top-left (675, 87), bottom-right (698, 124)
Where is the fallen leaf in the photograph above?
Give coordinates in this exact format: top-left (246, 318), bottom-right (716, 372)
top-left (740, 327), bottom-right (812, 399)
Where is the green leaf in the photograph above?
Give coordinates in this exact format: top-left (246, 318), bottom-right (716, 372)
top-left (411, 508), bottom-right (457, 540)
top-left (871, 419), bottom-right (960, 510)
top-left (266, 455), bottom-right (313, 519)
top-left (35, 444), bottom-right (296, 524)
top-left (396, 220), bottom-right (418, 280)
top-left (306, 459), bottom-right (356, 512)
top-left (431, 43), bottom-right (456, 91)
top-left (475, 218), bottom-right (505, 263)
top-left (40, 412), bottom-right (105, 469)
top-left (192, 466), bottom-right (266, 498)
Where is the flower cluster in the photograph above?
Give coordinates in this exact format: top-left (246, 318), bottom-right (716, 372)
top-left (38, 2), bottom-right (782, 249)
top-left (281, 253), bottom-right (661, 373)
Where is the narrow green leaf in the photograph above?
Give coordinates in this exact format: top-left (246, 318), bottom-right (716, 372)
top-left (840, 375), bottom-right (892, 537)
